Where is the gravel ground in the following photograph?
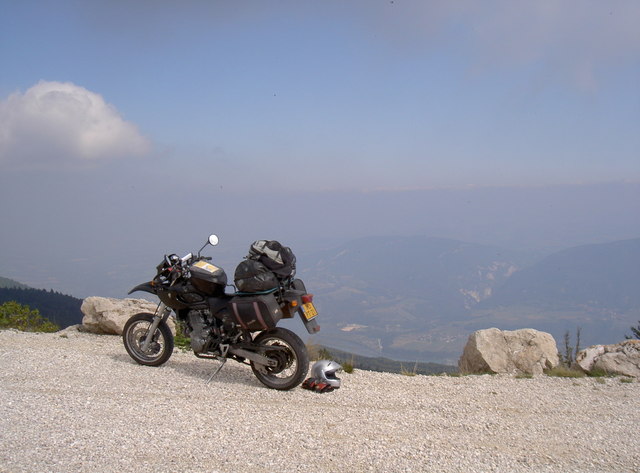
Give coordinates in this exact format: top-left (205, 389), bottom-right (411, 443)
top-left (1, 327), bottom-right (639, 473)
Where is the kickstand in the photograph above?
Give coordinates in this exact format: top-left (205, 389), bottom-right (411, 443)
top-left (206, 358), bottom-right (226, 384)
top-left (205, 344), bottom-right (229, 385)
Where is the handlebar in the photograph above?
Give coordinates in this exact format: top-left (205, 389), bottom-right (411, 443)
top-left (180, 253), bottom-right (212, 263)
top-left (160, 251), bottom-right (213, 278)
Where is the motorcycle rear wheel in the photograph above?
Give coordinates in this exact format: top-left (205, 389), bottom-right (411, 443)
top-left (250, 328), bottom-right (309, 390)
top-left (122, 313), bottom-right (174, 367)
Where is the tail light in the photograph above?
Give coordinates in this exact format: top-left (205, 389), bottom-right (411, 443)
top-left (301, 294), bottom-right (314, 304)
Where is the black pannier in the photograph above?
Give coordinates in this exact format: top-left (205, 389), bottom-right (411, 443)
top-left (234, 259), bottom-right (279, 293)
top-left (247, 240), bottom-right (296, 279)
top-left (229, 293), bottom-right (283, 331)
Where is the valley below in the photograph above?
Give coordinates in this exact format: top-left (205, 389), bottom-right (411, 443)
top-left (298, 236), bottom-right (640, 364)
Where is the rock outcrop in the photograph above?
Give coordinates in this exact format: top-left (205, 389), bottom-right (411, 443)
top-left (576, 339), bottom-right (640, 378)
top-left (458, 328), bottom-right (559, 375)
top-left (81, 297), bottom-right (174, 335)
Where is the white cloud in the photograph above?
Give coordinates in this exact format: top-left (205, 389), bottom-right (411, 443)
top-left (0, 81), bottom-right (151, 165)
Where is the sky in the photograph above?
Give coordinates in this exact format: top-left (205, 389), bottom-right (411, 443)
top-left (0, 1), bottom-right (639, 297)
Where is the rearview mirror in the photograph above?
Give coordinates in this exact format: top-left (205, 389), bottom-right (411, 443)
top-left (208, 234), bottom-right (219, 246)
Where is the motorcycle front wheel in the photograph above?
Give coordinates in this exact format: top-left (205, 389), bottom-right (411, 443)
top-left (250, 328), bottom-right (309, 390)
top-left (122, 313), bottom-right (174, 367)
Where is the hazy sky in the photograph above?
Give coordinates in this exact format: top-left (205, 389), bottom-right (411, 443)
top-left (2, 1), bottom-right (639, 189)
top-left (1, 1), bottom-right (639, 296)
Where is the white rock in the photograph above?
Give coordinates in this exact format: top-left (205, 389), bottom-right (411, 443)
top-left (575, 345), bottom-right (606, 372)
top-left (458, 327), bottom-right (559, 375)
top-left (80, 296), bottom-right (173, 335)
top-left (576, 339), bottom-right (640, 378)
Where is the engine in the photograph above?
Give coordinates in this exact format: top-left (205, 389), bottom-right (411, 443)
top-left (185, 309), bottom-right (219, 354)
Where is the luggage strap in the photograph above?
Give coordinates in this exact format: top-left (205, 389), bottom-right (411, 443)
top-left (234, 287), bottom-right (278, 296)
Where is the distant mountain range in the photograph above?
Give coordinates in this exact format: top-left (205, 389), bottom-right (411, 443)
top-left (480, 238), bottom-right (640, 311)
top-left (298, 237), bottom-right (640, 364)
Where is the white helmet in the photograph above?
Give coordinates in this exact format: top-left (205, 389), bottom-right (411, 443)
top-left (311, 360), bottom-right (343, 388)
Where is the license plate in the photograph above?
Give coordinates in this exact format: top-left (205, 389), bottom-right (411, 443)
top-left (302, 302), bottom-right (318, 320)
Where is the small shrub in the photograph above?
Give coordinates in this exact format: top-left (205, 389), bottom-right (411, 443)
top-left (620, 377), bottom-right (634, 384)
top-left (559, 327), bottom-right (582, 366)
top-left (0, 301), bottom-right (59, 332)
top-left (400, 362), bottom-right (418, 376)
top-left (305, 342), bottom-right (333, 361)
top-left (545, 366), bottom-right (585, 378)
top-left (318, 348), bottom-right (333, 360)
top-left (587, 367), bottom-right (610, 378)
top-left (468, 370), bottom-right (498, 376)
top-left (625, 320), bottom-right (640, 340)
top-left (342, 356), bottom-right (355, 374)
top-left (515, 373), bottom-right (533, 379)
top-left (174, 321), bottom-right (191, 351)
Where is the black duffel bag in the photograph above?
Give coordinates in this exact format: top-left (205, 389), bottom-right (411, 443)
top-left (234, 259), bottom-right (279, 293)
top-left (247, 240), bottom-right (296, 279)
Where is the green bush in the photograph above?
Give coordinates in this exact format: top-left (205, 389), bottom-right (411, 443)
top-left (341, 357), bottom-right (355, 374)
top-left (0, 301), bottom-right (59, 332)
top-left (400, 361), bottom-right (418, 376)
top-left (515, 373), bottom-right (534, 379)
top-left (586, 367), bottom-right (611, 378)
top-left (174, 320), bottom-right (192, 351)
top-left (318, 348), bottom-right (333, 361)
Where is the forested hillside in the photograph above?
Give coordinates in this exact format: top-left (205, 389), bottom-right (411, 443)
top-left (0, 288), bottom-right (83, 328)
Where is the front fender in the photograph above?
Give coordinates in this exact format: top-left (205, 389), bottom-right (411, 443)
top-left (128, 282), bottom-right (157, 295)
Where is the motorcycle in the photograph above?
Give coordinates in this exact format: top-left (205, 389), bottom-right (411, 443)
top-left (122, 234), bottom-right (320, 390)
